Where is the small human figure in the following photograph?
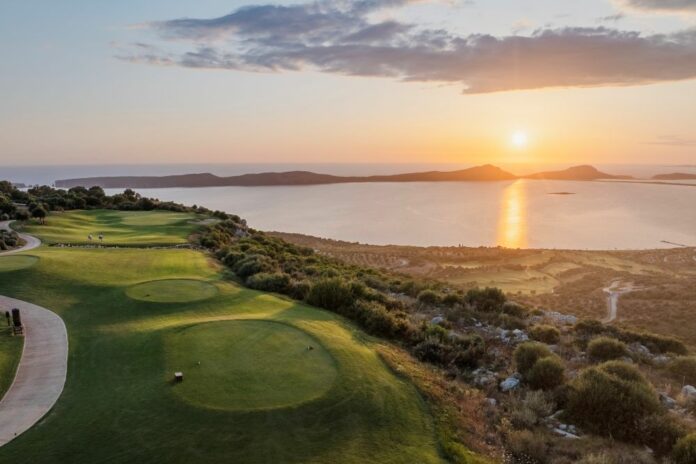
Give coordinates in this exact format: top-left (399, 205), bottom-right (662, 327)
top-left (88, 234), bottom-right (93, 242)
top-left (98, 234), bottom-right (104, 243)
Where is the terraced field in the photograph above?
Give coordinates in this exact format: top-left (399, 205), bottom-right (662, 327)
top-left (0, 211), bottom-right (448, 463)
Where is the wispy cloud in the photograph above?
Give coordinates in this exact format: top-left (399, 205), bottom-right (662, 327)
top-left (121, 0), bottom-right (696, 94)
top-left (647, 135), bottom-right (696, 147)
top-left (618, 0), bottom-right (696, 13)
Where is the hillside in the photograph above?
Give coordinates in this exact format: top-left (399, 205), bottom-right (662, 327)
top-left (55, 164), bottom-right (517, 188)
top-left (524, 165), bottom-right (632, 180)
top-left (653, 173), bottom-right (696, 180)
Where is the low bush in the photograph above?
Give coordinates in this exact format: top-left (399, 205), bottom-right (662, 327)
top-left (667, 356), bottom-right (696, 386)
top-left (306, 278), bottom-right (354, 311)
top-left (636, 413), bottom-right (685, 457)
top-left (514, 342), bottom-right (553, 376)
top-left (566, 361), bottom-right (661, 442)
top-left (673, 433), bottom-right (696, 464)
top-left (465, 287), bottom-right (506, 313)
top-left (502, 301), bottom-right (528, 318)
top-left (527, 356), bottom-right (565, 391)
top-left (510, 391), bottom-right (555, 429)
top-left (417, 289), bottom-right (441, 306)
top-left (529, 325), bottom-right (561, 344)
top-left (587, 336), bottom-right (628, 362)
top-left (245, 272), bottom-right (290, 293)
top-left (505, 429), bottom-right (548, 464)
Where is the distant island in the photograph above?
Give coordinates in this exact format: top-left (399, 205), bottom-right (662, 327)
top-left (652, 173), bottom-right (696, 180)
top-left (523, 165), bottom-right (632, 181)
top-left (55, 164), bottom-right (632, 189)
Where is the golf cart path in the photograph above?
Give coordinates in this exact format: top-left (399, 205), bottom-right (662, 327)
top-left (0, 221), bottom-right (41, 255)
top-left (0, 227), bottom-right (68, 447)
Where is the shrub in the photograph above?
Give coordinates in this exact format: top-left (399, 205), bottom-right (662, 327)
top-left (673, 433), bottom-right (696, 464)
top-left (510, 391), bottom-right (555, 429)
top-left (636, 413), bottom-right (685, 457)
top-left (417, 289), bottom-right (441, 306)
top-left (566, 361), bottom-right (661, 442)
top-left (527, 356), bottom-right (565, 391)
top-left (667, 356), bottom-right (696, 385)
top-left (574, 319), bottom-right (605, 336)
top-left (587, 336), bottom-right (628, 362)
top-left (496, 314), bottom-right (527, 330)
top-left (514, 342), bottom-right (553, 376)
top-left (306, 278), bottom-right (354, 311)
top-left (465, 287), bottom-right (506, 313)
top-left (502, 301), bottom-right (528, 318)
top-left (450, 334), bottom-right (485, 369)
top-left (505, 430), bottom-right (548, 464)
top-left (413, 339), bottom-right (452, 366)
top-left (529, 325), bottom-right (561, 344)
top-left (245, 272), bottom-right (290, 293)
top-left (287, 280), bottom-right (311, 300)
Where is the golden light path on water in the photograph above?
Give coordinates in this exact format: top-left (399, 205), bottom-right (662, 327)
top-left (497, 179), bottom-right (528, 248)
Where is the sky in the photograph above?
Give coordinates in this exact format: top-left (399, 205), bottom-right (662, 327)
top-left (1, 0), bottom-right (696, 167)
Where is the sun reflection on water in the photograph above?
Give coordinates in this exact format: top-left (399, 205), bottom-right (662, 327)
top-left (497, 180), bottom-right (528, 248)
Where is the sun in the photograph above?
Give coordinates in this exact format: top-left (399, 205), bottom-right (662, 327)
top-left (511, 130), bottom-right (529, 149)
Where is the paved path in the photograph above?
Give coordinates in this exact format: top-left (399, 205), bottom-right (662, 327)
top-left (0, 226), bottom-right (68, 447)
top-left (0, 221), bottom-right (41, 255)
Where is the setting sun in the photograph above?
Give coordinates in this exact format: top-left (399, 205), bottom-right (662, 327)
top-left (511, 130), bottom-right (529, 149)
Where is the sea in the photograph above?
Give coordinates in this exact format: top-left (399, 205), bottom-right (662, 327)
top-left (3, 163), bottom-right (696, 250)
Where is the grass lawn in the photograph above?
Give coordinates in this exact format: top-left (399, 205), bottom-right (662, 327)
top-left (126, 279), bottom-right (219, 303)
top-left (0, 211), bottom-right (447, 463)
top-left (20, 210), bottom-right (202, 246)
top-left (0, 328), bottom-right (23, 401)
top-left (166, 320), bottom-right (338, 411)
top-left (0, 256), bottom-right (39, 272)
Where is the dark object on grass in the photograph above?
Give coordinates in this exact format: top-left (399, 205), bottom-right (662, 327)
top-left (174, 372), bottom-right (183, 382)
top-left (11, 308), bottom-right (23, 335)
top-left (5, 311), bottom-right (10, 327)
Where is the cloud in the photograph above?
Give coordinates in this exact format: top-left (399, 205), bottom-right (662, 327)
top-left (122, 0), bottom-right (696, 94)
top-left (619, 0), bottom-right (696, 13)
top-left (647, 135), bottom-right (696, 146)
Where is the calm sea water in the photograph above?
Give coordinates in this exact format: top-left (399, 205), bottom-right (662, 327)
top-left (106, 180), bottom-right (696, 250)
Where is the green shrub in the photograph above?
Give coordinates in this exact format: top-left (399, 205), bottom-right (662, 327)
top-left (465, 287), bottom-right (506, 313)
top-left (497, 314), bottom-right (527, 330)
top-left (636, 413), bottom-right (685, 457)
top-left (245, 272), bottom-right (290, 293)
top-left (502, 301), bottom-right (528, 318)
top-left (587, 336), bottom-right (628, 362)
top-left (505, 430), bottom-right (548, 464)
top-left (673, 433), bottom-right (696, 464)
top-left (510, 391), bottom-right (555, 429)
top-left (667, 356), bottom-right (696, 385)
top-left (566, 361), bottom-right (661, 442)
top-left (306, 278), bottom-right (354, 311)
top-left (514, 342), bottom-right (553, 376)
top-left (527, 356), bottom-right (565, 391)
top-left (529, 325), bottom-right (561, 344)
top-left (417, 289), bottom-right (441, 306)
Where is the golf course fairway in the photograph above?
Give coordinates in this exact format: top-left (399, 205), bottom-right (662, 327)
top-left (0, 210), bottom-right (446, 464)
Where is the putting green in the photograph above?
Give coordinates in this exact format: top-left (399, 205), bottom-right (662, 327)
top-left (126, 279), bottom-right (218, 303)
top-left (0, 255), bottom-right (39, 272)
top-left (166, 320), bottom-right (338, 411)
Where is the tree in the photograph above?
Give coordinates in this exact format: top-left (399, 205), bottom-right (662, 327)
top-left (31, 206), bottom-right (47, 224)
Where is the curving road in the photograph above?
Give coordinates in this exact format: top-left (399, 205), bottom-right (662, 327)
top-left (0, 225), bottom-right (68, 447)
top-left (0, 221), bottom-right (41, 255)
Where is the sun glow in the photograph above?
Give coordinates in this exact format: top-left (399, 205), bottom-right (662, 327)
top-left (511, 130), bottom-right (529, 149)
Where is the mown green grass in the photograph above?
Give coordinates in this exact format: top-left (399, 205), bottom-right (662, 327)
top-left (167, 320), bottom-right (338, 411)
top-left (0, 328), bottom-right (23, 401)
top-left (0, 211), bottom-right (446, 463)
top-left (0, 256), bottom-right (39, 272)
top-left (126, 279), bottom-right (219, 303)
top-left (21, 210), bottom-right (201, 246)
